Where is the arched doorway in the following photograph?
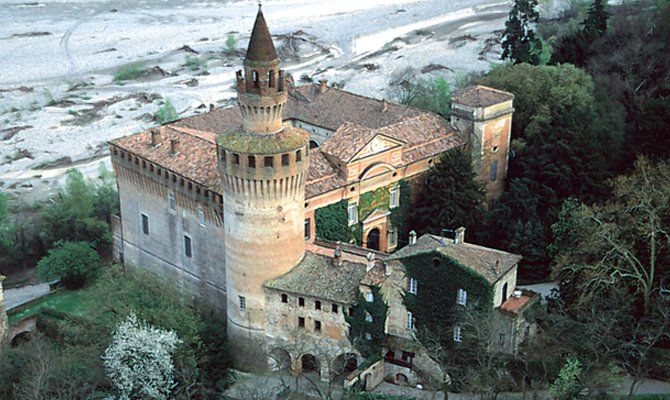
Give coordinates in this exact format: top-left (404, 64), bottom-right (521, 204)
top-left (309, 140), bottom-right (319, 149)
top-left (366, 228), bottom-right (380, 251)
top-left (395, 373), bottom-right (409, 386)
top-left (11, 331), bottom-right (32, 347)
top-left (268, 348), bottom-right (291, 371)
top-left (331, 352), bottom-right (358, 380)
top-left (502, 283), bottom-right (508, 303)
top-left (301, 354), bottom-right (320, 376)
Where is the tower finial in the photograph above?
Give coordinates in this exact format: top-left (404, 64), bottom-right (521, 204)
top-left (258, 0), bottom-right (262, 10)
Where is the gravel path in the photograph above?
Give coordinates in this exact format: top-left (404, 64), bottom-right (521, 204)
top-left (4, 283), bottom-right (51, 310)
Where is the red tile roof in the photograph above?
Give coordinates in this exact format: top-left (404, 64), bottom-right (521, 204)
top-left (500, 291), bottom-right (538, 314)
top-left (452, 85), bottom-right (514, 108)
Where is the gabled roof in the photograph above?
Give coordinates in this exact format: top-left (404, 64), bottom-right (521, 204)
top-left (452, 85), bottom-right (514, 108)
top-left (245, 7), bottom-right (278, 63)
top-left (362, 209), bottom-right (391, 224)
top-left (390, 234), bottom-right (522, 284)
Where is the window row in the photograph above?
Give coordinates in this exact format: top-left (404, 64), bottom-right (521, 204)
top-left (298, 316), bottom-right (322, 332)
top-left (140, 213), bottom-right (193, 258)
top-left (165, 193), bottom-right (207, 226)
top-left (281, 293), bottom-right (340, 313)
top-left (113, 147), bottom-right (220, 204)
top-left (221, 149), bottom-right (303, 168)
top-left (347, 186), bottom-right (400, 226)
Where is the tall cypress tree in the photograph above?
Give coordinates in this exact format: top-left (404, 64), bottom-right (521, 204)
top-left (501, 0), bottom-right (542, 65)
top-left (583, 0), bottom-right (609, 37)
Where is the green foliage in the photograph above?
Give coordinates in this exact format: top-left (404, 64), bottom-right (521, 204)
top-left (155, 99), bottom-right (179, 124)
top-left (550, 355), bottom-right (584, 400)
top-left (583, 0), bottom-right (609, 36)
top-left (0, 191), bottom-right (14, 248)
top-left (114, 63), bottom-right (146, 83)
top-left (502, 0), bottom-right (543, 64)
top-left (408, 150), bottom-right (485, 238)
top-left (315, 199), bottom-right (357, 243)
top-left (42, 169), bottom-right (112, 250)
top-left (93, 162), bottom-right (120, 223)
top-left (551, 0), bottom-right (609, 66)
top-left (37, 241), bottom-right (101, 289)
top-left (225, 34), bottom-right (237, 55)
top-left (351, 393), bottom-right (415, 400)
top-left (184, 55), bottom-right (207, 72)
top-left (390, 180), bottom-right (412, 244)
top-left (345, 286), bottom-right (388, 359)
top-left (402, 251), bottom-right (493, 343)
top-left (399, 77), bottom-right (452, 118)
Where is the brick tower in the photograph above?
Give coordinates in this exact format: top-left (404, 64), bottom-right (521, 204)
top-left (217, 5), bottom-right (309, 370)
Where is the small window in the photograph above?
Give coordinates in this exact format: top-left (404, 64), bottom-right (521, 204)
top-left (457, 288), bottom-right (468, 306)
top-left (298, 317), bottom-right (305, 328)
top-left (388, 227), bottom-right (397, 247)
top-left (347, 203), bottom-right (358, 226)
top-left (248, 155), bottom-right (256, 168)
top-left (184, 235), bottom-right (192, 258)
top-left (499, 333), bottom-right (506, 346)
top-left (299, 297), bottom-right (305, 307)
top-left (408, 277), bottom-right (418, 295)
top-left (332, 304), bottom-right (338, 313)
top-left (365, 292), bottom-right (374, 302)
top-left (197, 206), bottom-right (205, 226)
top-left (239, 295), bottom-right (246, 310)
top-left (268, 70), bottom-right (274, 87)
top-left (315, 301), bottom-right (321, 310)
top-left (365, 332), bottom-right (372, 340)
top-left (296, 149), bottom-right (302, 162)
top-left (233, 153), bottom-right (240, 165)
top-left (252, 70), bottom-right (259, 87)
top-left (282, 154), bottom-right (289, 166)
top-left (141, 214), bottom-right (149, 235)
top-left (389, 186), bottom-right (399, 208)
top-left (314, 320), bottom-right (321, 332)
top-left (406, 312), bottom-right (415, 330)
top-left (281, 293), bottom-right (288, 303)
top-left (168, 193), bottom-right (176, 211)
top-left (365, 312), bottom-right (373, 323)
top-left (453, 325), bottom-right (463, 342)
top-left (264, 156), bottom-right (273, 168)
top-left (304, 218), bottom-right (311, 240)
top-left (490, 160), bottom-right (498, 182)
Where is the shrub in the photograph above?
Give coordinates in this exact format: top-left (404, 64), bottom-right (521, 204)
top-left (184, 55), bottom-right (207, 72)
top-left (225, 34), bottom-right (237, 55)
top-left (114, 63), bottom-right (145, 83)
top-left (155, 99), bottom-right (179, 124)
top-left (37, 241), bottom-right (101, 289)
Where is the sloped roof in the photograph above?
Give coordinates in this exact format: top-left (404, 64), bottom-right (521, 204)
top-left (245, 8), bottom-right (278, 63)
top-left (390, 234), bottom-right (522, 284)
top-left (452, 85), bottom-right (514, 108)
top-left (319, 122), bottom-right (377, 163)
top-left (265, 251), bottom-right (368, 303)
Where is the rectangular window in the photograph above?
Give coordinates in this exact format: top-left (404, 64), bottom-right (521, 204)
top-left (168, 193), bottom-right (176, 212)
top-left (264, 156), bottom-right (273, 168)
top-left (490, 160), bottom-right (498, 182)
top-left (296, 149), bottom-right (302, 162)
top-left (304, 218), bottom-right (311, 240)
top-left (408, 277), bottom-right (418, 295)
top-left (314, 320), bottom-right (321, 332)
top-left (298, 317), bottom-right (305, 328)
top-left (141, 213), bottom-right (149, 235)
top-left (315, 301), bottom-right (321, 310)
top-left (282, 154), bottom-right (289, 166)
top-left (365, 332), bottom-right (372, 340)
top-left (457, 288), bottom-right (468, 306)
top-left (248, 155), bottom-right (256, 168)
top-left (388, 227), bottom-right (397, 247)
top-left (406, 312), bottom-right (415, 330)
top-left (239, 295), bottom-right (246, 310)
top-left (332, 304), bottom-right (338, 313)
top-left (184, 235), bottom-right (192, 258)
top-left (233, 153), bottom-right (240, 165)
top-left (389, 186), bottom-right (399, 208)
top-left (365, 312), bottom-right (373, 323)
top-left (197, 206), bottom-right (205, 226)
top-left (453, 325), bottom-right (463, 342)
top-left (499, 333), bottom-right (506, 346)
top-left (347, 203), bottom-right (358, 226)
top-left (281, 294), bottom-right (288, 303)
top-left (365, 292), bottom-right (374, 302)
top-left (299, 297), bottom-right (305, 307)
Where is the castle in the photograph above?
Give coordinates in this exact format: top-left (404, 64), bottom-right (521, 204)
top-left (110, 6), bottom-right (535, 386)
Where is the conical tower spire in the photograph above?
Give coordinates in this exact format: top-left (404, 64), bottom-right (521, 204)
top-left (245, 4), bottom-right (278, 63)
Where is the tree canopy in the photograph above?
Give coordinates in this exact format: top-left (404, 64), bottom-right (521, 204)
top-left (501, 0), bottom-right (543, 64)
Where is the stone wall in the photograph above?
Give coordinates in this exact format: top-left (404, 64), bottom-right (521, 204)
top-left (492, 266), bottom-right (517, 308)
top-left (0, 276), bottom-right (7, 347)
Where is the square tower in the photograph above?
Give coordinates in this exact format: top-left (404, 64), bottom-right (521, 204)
top-left (451, 85), bottom-right (514, 208)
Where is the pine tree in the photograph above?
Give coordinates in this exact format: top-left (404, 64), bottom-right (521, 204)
top-left (409, 149), bottom-right (485, 237)
top-left (583, 0), bottom-right (609, 37)
top-left (501, 0), bottom-right (543, 65)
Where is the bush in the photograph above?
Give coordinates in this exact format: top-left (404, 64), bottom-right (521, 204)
top-left (225, 34), bottom-right (237, 55)
top-left (113, 63), bottom-right (146, 83)
top-left (155, 99), bottom-right (179, 124)
top-left (37, 241), bottom-right (101, 289)
top-left (184, 55), bottom-right (207, 72)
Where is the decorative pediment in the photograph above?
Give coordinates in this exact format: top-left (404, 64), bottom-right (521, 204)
top-left (351, 134), bottom-right (404, 162)
top-left (362, 208), bottom-right (391, 224)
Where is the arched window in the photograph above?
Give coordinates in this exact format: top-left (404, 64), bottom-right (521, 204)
top-left (502, 283), bottom-right (508, 303)
top-left (252, 70), bottom-right (259, 88)
top-left (268, 70), bottom-right (275, 87)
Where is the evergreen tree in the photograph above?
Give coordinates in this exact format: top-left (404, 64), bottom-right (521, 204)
top-left (409, 149), bottom-right (485, 237)
top-left (551, 0), bottom-right (609, 66)
top-left (583, 0), bottom-right (609, 37)
top-left (501, 0), bottom-right (543, 65)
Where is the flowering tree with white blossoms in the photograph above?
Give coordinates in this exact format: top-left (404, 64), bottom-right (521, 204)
top-left (103, 313), bottom-right (182, 400)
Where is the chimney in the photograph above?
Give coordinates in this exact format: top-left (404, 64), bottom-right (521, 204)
top-left (366, 252), bottom-right (375, 272)
top-left (169, 138), bottom-right (180, 156)
top-left (150, 129), bottom-right (161, 147)
top-left (382, 99), bottom-right (388, 112)
top-left (409, 230), bottom-right (417, 246)
top-left (513, 289), bottom-right (523, 299)
top-left (209, 103), bottom-right (215, 112)
top-left (318, 79), bottom-right (328, 93)
top-left (455, 227), bottom-right (466, 244)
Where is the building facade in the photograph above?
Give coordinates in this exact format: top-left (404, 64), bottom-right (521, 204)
top-left (110, 5), bottom-right (523, 377)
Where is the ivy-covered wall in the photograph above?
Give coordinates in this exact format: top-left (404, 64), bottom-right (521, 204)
top-left (314, 180), bottom-right (413, 248)
top-left (345, 286), bottom-right (388, 359)
top-left (402, 251), bottom-right (493, 345)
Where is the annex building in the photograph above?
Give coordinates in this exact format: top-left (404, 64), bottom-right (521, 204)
top-left (110, 5), bottom-right (536, 388)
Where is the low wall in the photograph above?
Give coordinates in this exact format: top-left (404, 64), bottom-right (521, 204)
top-left (344, 358), bottom-right (385, 391)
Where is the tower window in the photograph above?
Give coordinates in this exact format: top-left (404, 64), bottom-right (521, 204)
top-left (332, 304), bottom-right (338, 313)
top-left (296, 149), bottom-right (302, 162)
top-left (239, 296), bottom-right (246, 310)
top-left (304, 218), bottom-right (311, 240)
top-left (264, 156), bottom-right (273, 168)
top-left (299, 297), bottom-right (305, 307)
top-left (168, 193), bottom-right (176, 212)
top-left (298, 317), bottom-right (305, 328)
top-left (281, 293), bottom-right (288, 303)
top-left (233, 153), bottom-right (240, 165)
top-left (197, 206), bottom-right (205, 226)
top-left (184, 235), bottom-right (192, 258)
top-left (315, 301), bottom-right (321, 310)
top-left (314, 320), bottom-right (321, 332)
top-left (141, 214), bottom-right (149, 235)
top-left (252, 70), bottom-right (259, 88)
top-left (248, 155), bottom-right (256, 168)
top-left (282, 154), bottom-right (289, 166)
top-left (268, 70), bottom-right (274, 87)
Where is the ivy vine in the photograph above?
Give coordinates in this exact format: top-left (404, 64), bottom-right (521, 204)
top-left (345, 286), bottom-right (388, 359)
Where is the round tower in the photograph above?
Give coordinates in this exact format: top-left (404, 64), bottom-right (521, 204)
top-left (218, 5), bottom-right (309, 370)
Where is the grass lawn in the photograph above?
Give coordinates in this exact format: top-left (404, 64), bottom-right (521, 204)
top-left (8, 284), bottom-right (101, 324)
